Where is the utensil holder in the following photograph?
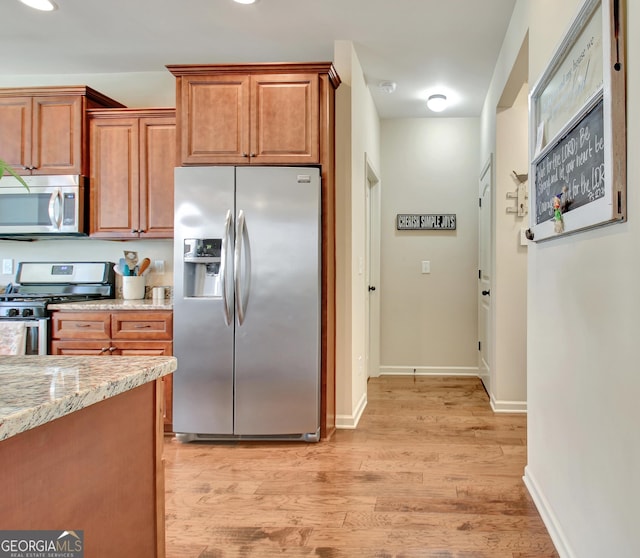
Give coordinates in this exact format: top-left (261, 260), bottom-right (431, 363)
top-left (122, 276), bottom-right (146, 300)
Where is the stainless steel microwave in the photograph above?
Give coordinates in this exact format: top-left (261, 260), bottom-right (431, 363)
top-left (0, 175), bottom-right (85, 237)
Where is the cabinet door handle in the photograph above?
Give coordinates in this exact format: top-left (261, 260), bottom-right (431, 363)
top-left (108, 346), bottom-right (117, 352)
top-left (99, 347), bottom-right (110, 353)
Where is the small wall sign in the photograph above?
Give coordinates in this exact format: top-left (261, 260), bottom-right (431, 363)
top-left (396, 214), bottom-right (457, 230)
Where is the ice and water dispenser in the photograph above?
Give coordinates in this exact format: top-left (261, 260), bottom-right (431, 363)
top-left (182, 238), bottom-right (223, 297)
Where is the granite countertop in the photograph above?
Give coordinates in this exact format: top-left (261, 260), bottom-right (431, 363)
top-left (0, 355), bottom-right (177, 441)
top-left (48, 298), bottom-right (173, 311)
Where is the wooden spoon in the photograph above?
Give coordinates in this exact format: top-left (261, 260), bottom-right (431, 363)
top-left (138, 258), bottom-right (151, 276)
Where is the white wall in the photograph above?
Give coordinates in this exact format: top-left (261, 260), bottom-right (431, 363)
top-left (493, 81), bottom-right (528, 410)
top-left (0, 238), bottom-right (173, 293)
top-left (483, 0), bottom-right (640, 555)
top-left (479, 0), bottom-right (530, 414)
top-left (379, 118), bottom-right (480, 373)
top-left (0, 71), bottom-right (176, 289)
top-left (523, 0), bottom-right (640, 556)
top-left (333, 41), bottom-right (381, 427)
top-left (0, 72), bottom-right (175, 107)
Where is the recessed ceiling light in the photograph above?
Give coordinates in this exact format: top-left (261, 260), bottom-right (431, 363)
top-left (233, 0), bottom-right (258, 4)
top-left (19, 0), bottom-right (58, 11)
top-left (426, 94), bottom-right (448, 113)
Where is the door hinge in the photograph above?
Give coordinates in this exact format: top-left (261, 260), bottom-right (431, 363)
top-left (478, 341), bottom-right (481, 351)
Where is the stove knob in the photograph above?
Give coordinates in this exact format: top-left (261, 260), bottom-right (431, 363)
top-left (22, 308), bottom-right (33, 318)
top-left (8, 308), bottom-right (19, 317)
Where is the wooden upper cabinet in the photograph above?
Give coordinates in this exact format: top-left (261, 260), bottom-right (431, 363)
top-left (0, 86), bottom-right (124, 176)
top-left (0, 96), bottom-right (32, 173)
top-left (88, 108), bottom-right (175, 239)
top-left (251, 73), bottom-right (319, 164)
top-left (139, 114), bottom-right (177, 237)
top-left (0, 95), bottom-right (81, 175)
top-left (178, 74), bottom-right (249, 165)
top-left (168, 63), bottom-right (338, 166)
top-left (33, 96), bottom-right (83, 174)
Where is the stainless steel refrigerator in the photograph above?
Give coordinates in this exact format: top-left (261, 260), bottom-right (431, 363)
top-left (173, 166), bottom-right (321, 442)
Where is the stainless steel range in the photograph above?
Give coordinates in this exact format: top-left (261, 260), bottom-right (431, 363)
top-left (0, 261), bottom-right (115, 355)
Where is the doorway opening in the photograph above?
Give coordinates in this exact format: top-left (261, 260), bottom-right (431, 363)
top-left (364, 155), bottom-right (381, 379)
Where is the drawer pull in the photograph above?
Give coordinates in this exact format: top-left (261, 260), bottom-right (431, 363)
top-left (99, 347), bottom-right (110, 353)
top-left (75, 323), bottom-right (92, 328)
top-left (108, 347), bottom-right (117, 352)
top-left (134, 324), bottom-right (152, 328)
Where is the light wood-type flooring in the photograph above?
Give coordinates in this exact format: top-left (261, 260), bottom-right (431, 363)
top-left (164, 375), bottom-right (558, 557)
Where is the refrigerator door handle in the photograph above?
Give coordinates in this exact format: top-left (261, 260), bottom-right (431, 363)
top-left (221, 209), bottom-right (234, 326)
top-left (234, 209), bottom-right (251, 326)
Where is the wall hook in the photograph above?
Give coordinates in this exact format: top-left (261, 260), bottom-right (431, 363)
top-left (512, 170), bottom-right (528, 183)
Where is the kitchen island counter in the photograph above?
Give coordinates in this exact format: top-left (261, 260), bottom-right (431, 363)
top-left (0, 355), bottom-right (176, 441)
top-left (0, 355), bottom-right (176, 558)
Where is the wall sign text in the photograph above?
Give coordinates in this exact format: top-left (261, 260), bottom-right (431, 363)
top-left (396, 214), bottom-right (456, 230)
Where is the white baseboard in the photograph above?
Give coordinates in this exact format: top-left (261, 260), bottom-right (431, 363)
top-left (335, 391), bottom-right (367, 429)
top-left (379, 365), bottom-right (479, 376)
top-left (523, 466), bottom-right (573, 558)
top-left (489, 394), bottom-right (527, 413)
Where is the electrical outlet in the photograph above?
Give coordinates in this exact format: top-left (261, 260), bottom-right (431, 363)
top-left (154, 260), bottom-right (165, 274)
top-left (2, 259), bottom-right (13, 275)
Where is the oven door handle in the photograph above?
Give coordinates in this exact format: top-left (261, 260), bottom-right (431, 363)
top-left (48, 188), bottom-right (63, 230)
top-left (2, 318), bottom-right (49, 355)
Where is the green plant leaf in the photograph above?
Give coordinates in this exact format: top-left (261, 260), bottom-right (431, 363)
top-left (0, 158), bottom-right (30, 191)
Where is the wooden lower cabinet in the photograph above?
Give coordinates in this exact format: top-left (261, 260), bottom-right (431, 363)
top-left (0, 380), bottom-right (166, 558)
top-left (50, 310), bottom-right (174, 432)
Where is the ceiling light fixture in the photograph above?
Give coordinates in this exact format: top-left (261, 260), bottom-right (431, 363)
top-left (233, 0), bottom-right (258, 4)
top-left (426, 94), bottom-right (448, 113)
top-left (19, 0), bottom-right (58, 11)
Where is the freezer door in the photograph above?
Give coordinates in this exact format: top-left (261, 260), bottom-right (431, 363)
top-left (173, 166), bottom-right (236, 435)
top-left (234, 166), bottom-right (321, 435)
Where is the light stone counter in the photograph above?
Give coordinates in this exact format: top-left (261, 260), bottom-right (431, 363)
top-left (48, 298), bottom-right (173, 311)
top-left (0, 355), bottom-right (177, 441)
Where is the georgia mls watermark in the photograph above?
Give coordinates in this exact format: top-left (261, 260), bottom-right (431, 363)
top-left (0, 530), bottom-right (83, 558)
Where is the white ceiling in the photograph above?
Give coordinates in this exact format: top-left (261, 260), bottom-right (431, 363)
top-left (2, 0), bottom-right (517, 119)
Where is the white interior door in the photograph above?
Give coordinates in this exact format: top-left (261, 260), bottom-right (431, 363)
top-left (365, 157), bottom-right (381, 378)
top-left (478, 156), bottom-right (493, 394)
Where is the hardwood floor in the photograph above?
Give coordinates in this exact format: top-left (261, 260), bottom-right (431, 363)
top-left (164, 376), bottom-right (558, 557)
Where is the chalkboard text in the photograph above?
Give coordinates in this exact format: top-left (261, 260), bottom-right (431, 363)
top-left (535, 100), bottom-right (605, 224)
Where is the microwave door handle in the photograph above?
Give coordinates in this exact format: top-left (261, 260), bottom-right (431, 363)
top-left (48, 188), bottom-right (63, 230)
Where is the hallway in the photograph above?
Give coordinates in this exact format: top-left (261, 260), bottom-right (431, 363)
top-left (164, 376), bottom-right (557, 557)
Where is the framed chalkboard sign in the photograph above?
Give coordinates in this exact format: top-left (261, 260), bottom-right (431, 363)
top-left (528, 0), bottom-right (626, 241)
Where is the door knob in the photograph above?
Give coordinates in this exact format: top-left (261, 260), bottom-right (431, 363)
top-left (368, 285), bottom-right (376, 292)
top-left (482, 289), bottom-right (491, 296)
